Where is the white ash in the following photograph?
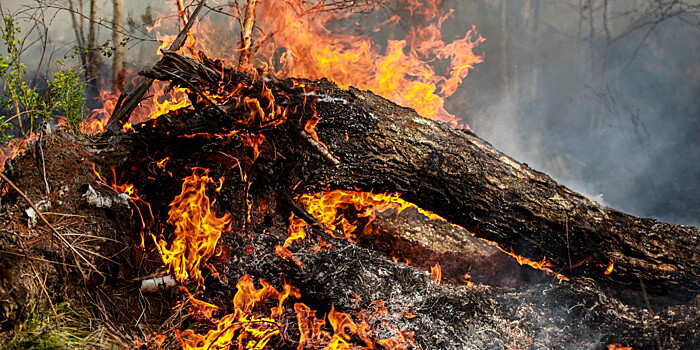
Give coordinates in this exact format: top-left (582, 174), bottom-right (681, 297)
top-left (82, 184), bottom-right (130, 209)
top-left (302, 91), bottom-right (349, 105)
top-left (24, 199), bottom-right (51, 229)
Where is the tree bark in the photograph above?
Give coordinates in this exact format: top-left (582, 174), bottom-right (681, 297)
top-left (238, 0), bottom-right (258, 71)
top-left (86, 0), bottom-right (101, 94)
top-left (138, 51), bottom-right (699, 299)
top-left (112, 0), bottom-right (126, 89)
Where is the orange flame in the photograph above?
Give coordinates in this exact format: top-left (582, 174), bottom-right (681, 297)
top-left (503, 248), bottom-right (570, 281)
top-left (295, 300), bottom-right (414, 349)
top-left (463, 274), bottom-right (475, 287)
top-left (275, 213), bottom-right (307, 266)
top-left (607, 344), bottom-right (633, 350)
top-left (154, 168), bottom-right (231, 287)
top-left (85, 75), bottom-right (190, 134)
top-left (298, 189), bottom-right (443, 241)
top-left (254, 0), bottom-right (484, 124)
top-left (178, 275), bottom-right (299, 350)
top-left (118, 0), bottom-right (482, 129)
top-left (430, 263), bottom-right (442, 283)
top-left (0, 136), bottom-right (34, 172)
top-left (91, 164), bottom-right (155, 247)
top-left (605, 261), bottom-right (614, 275)
top-left (286, 190), bottom-right (571, 282)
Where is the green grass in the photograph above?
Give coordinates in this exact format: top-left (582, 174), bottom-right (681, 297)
top-left (1, 302), bottom-right (118, 350)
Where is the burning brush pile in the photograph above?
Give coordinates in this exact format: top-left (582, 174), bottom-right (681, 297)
top-left (1, 1), bottom-right (699, 349)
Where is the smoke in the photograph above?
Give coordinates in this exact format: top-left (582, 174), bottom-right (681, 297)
top-left (443, 0), bottom-right (700, 227)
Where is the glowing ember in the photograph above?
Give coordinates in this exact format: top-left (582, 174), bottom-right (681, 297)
top-left (154, 168), bottom-right (231, 287)
top-left (605, 261), bottom-right (615, 275)
top-left (91, 164), bottom-right (154, 247)
top-left (430, 263), bottom-right (442, 283)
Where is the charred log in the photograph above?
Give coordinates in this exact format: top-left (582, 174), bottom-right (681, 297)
top-left (121, 51), bottom-right (699, 300)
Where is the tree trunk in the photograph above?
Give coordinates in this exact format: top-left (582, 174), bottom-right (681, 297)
top-left (112, 0), bottom-right (126, 90)
top-left (86, 0), bottom-right (101, 95)
top-left (137, 51), bottom-right (700, 300)
top-left (238, 0), bottom-right (258, 71)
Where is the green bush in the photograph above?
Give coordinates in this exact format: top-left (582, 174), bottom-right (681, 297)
top-left (0, 16), bottom-right (87, 143)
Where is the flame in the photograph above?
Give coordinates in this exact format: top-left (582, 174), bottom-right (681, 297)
top-left (154, 168), bottom-right (232, 286)
top-left (295, 300), bottom-right (414, 349)
top-left (119, 0), bottom-right (482, 128)
top-left (604, 261), bottom-right (614, 275)
top-left (85, 74), bottom-right (190, 134)
top-left (297, 189), bottom-right (443, 241)
top-left (177, 275), bottom-right (412, 349)
top-left (463, 274), bottom-right (475, 287)
top-left (178, 275), bottom-right (298, 350)
top-left (284, 190), bottom-right (571, 282)
top-left (503, 248), bottom-right (570, 281)
top-left (607, 344), bottom-right (633, 350)
top-left (0, 136), bottom-right (34, 172)
top-left (91, 164), bottom-right (155, 247)
top-left (430, 263), bottom-right (442, 283)
top-left (275, 213), bottom-right (307, 266)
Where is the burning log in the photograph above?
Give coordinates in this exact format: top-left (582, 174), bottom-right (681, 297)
top-left (128, 51), bottom-right (699, 299)
top-left (85, 51), bottom-right (700, 348)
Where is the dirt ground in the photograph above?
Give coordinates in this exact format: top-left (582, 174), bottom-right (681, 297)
top-left (0, 132), bottom-right (176, 348)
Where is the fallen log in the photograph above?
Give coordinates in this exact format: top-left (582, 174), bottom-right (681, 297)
top-left (130, 51), bottom-right (699, 300)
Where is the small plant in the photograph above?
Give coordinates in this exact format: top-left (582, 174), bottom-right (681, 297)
top-left (50, 62), bottom-right (86, 136)
top-left (0, 16), bottom-right (50, 141)
top-left (0, 17), bottom-right (87, 143)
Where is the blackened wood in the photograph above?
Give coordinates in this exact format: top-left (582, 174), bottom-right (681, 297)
top-left (105, 0), bottom-right (207, 133)
top-left (132, 51), bottom-right (699, 299)
top-left (291, 82), bottom-right (700, 298)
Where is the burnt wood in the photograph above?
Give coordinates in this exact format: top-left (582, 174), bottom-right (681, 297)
top-left (130, 51), bottom-right (699, 299)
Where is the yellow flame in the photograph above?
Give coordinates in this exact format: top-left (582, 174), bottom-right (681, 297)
top-left (154, 168), bottom-right (231, 287)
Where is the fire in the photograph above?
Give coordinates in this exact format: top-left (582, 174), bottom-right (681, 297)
top-left (607, 344), bottom-right (633, 350)
top-left (0, 137), bottom-right (34, 172)
top-left (297, 189), bottom-right (443, 241)
top-left (178, 275), bottom-right (298, 350)
top-left (283, 189), bottom-right (571, 282)
top-left (85, 76), bottom-right (190, 134)
top-left (101, 0), bottom-right (482, 131)
top-left (177, 275), bottom-right (413, 349)
top-left (430, 263), bottom-right (442, 283)
top-left (154, 168), bottom-right (232, 287)
top-left (605, 261), bottom-right (614, 275)
top-left (295, 300), bottom-right (414, 349)
top-left (91, 164), bottom-right (154, 247)
top-left (463, 274), bottom-right (475, 287)
top-left (275, 213), bottom-right (307, 266)
top-left (503, 248), bottom-right (570, 281)
top-left (256, 0), bottom-right (484, 124)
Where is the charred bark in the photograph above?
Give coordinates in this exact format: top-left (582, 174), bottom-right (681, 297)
top-left (128, 51), bottom-right (699, 300)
